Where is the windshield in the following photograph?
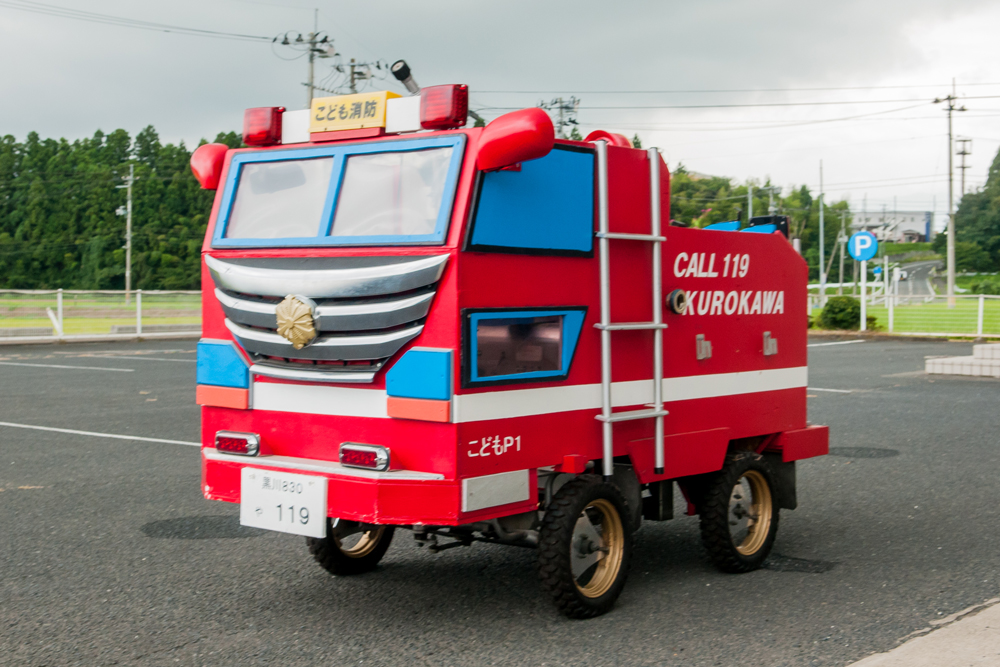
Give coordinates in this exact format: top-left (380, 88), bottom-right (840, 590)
top-left (331, 148), bottom-right (453, 238)
top-left (214, 135), bottom-right (464, 247)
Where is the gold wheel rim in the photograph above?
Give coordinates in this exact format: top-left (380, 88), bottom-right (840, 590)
top-left (333, 524), bottom-right (385, 559)
top-left (731, 470), bottom-right (773, 556)
top-left (572, 498), bottom-right (625, 599)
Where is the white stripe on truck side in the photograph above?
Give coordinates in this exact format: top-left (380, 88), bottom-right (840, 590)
top-left (452, 366), bottom-right (808, 423)
top-left (251, 366), bottom-right (808, 424)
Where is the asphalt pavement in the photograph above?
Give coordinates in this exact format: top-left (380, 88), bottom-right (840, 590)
top-left (1, 337), bottom-right (998, 666)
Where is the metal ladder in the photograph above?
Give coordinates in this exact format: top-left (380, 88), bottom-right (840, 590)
top-left (594, 142), bottom-right (667, 481)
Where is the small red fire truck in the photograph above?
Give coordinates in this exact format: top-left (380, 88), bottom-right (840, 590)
top-left (190, 84), bottom-right (828, 618)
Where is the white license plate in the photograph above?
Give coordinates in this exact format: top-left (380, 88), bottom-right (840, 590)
top-left (240, 468), bottom-right (327, 538)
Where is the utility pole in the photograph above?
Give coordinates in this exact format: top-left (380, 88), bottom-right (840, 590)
top-left (275, 17), bottom-right (334, 108)
top-left (934, 79), bottom-right (967, 307)
top-left (306, 9), bottom-right (317, 107)
top-left (838, 210), bottom-right (847, 296)
top-left (957, 138), bottom-right (972, 195)
top-left (819, 160), bottom-right (826, 306)
top-left (539, 97), bottom-right (580, 139)
top-left (116, 163), bottom-right (135, 304)
top-left (747, 185), bottom-right (753, 222)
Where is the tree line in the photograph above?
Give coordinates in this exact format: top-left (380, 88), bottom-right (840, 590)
top-left (0, 126), bottom-right (239, 290)
top-left (0, 127), bottom-right (996, 289)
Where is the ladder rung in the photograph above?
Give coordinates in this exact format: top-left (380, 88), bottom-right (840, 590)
top-left (597, 232), bottom-right (666, 242)
top-left (595, 322), bottom-right (667, 331)
top-left (595, 409), bottom-right (669, 423)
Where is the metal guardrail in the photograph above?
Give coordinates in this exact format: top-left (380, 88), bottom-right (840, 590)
top-left (0, 290), bottom-right (201, 343)
top-left (809, 292), bottom-right (1000, 337)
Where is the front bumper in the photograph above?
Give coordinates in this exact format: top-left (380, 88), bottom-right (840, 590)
top-left (201, 448), bottom-right (536, 525)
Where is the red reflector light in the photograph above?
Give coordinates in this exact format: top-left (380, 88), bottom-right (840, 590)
top-left (243, 106), bottom-right (285, 146)
top-left (420, 85), bottom-right (468, 130)
top-left (339, 443), bottom-right (390, 471)
top-left (215, 431), bottom-right (260, 456)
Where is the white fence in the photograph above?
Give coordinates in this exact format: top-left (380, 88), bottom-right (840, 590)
top-left (809, 292), bottom-right (1000, 337)
top-left (0, 290), bottom-right (201, 343)
top-left (2, 287), bottom-right (998, 344)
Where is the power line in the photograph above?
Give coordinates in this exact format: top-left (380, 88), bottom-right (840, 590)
top-left (480, 95), bottom-right (1000, 111)
top-left (0, 0), bottom-right (272, 42)
top-left (474, 83), bottom-right (1000, 95)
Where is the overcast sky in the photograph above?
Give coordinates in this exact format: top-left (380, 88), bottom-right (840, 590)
top-left (1, 0), bottom-right (998, 226)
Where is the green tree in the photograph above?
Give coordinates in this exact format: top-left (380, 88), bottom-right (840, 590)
top-left (956, 145), bottom-right (1000, 269)
top-left (0, 126), bottom-right (224, 289)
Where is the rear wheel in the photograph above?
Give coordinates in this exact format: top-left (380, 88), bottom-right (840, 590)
top-left (538, 477), bottom-right (632, 618)
top-left (699, 453), bottom-right (779, 573)
top-left (306, 519), bottom-right (394, 576)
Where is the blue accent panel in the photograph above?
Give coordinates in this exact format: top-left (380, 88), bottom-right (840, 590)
top-left (386, 349), bottom-right (452, 400)
top-left (471, 147), bottom-right (594, 253)
top-left (212, 135), bottom-right (466, 248)
top-left (197, 339), bottom-right (249, 388)
top-left (742, 224), bottom-right (776, 234)
top-left (704, 221), bottom-right (741, 231)
top-left (467, 309), bottom-right (586, 384)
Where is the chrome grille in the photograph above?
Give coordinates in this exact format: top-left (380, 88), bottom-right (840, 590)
top-left (206, 254), bottom-right (448, 383)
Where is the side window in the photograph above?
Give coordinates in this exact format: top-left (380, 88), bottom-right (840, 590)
top-left (464, 308), bottom-right (586, 387)
top-left (467, 146), bottom-right (594, 255)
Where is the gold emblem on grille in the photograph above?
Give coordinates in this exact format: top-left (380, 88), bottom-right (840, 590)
top-left (275, 295), bottom-right (317, 349)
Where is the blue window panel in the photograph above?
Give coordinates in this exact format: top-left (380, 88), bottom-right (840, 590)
top-left (467, 309), bottom-right (586, 385)
top-left (212, 135), bottom-right (466, 248)
top-left (704, 221), bottom-right (741, 231)
top-left (197, 339), bottom-right (249, 388)
top-left (386, 348), bottom-right (452, 400)
top-left (741, 224), bottom-right (776, 234)
top-left (470, 147), bottom-right (594, 254)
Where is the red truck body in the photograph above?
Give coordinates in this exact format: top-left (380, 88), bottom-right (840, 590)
top-left (191, 88), bottom-right (828, 617)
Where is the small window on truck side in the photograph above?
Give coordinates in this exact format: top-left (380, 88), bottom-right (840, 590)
top-left (463, 308), bottom-right (586, 387)
top-left (466, 145), bottom-right (594, 256)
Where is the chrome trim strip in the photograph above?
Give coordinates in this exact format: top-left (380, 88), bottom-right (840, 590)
top-left (203, 446), bottom-right (445, 481)
top-left (206, 254), bottom-right (449, 298)
top-left (225, 318), bottom-right (423, 361)
top-left (250, 362), bottom-right (377, 384)
top-left (215, 289), bottom-right (277, 329)
top-left (216, 288), bottom-right (435, 332)
top-left (315, 291), bottom-right (434, 331)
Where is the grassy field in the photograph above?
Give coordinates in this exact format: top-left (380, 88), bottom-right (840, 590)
top-left (811, 297), bottom-right (1000, 335)
top-left (0, 294), bottom-right (201, 335)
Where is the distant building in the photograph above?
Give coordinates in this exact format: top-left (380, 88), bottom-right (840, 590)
top-left (850, 210), bottom-right (934, 243)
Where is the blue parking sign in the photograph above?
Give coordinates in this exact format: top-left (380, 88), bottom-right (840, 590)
top-left (849, 231), bottom-right (878, 262)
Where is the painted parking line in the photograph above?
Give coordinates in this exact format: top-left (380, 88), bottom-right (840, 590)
top-left (0, 421), bottom-right (198, 446)
top-left (808, 340), bottom-right (866, 348)
top-left (0, 361), bottom-right (134, 372)
top-left (807, 387), bottom-right (853, 393)
top-left (92, 355), bottom-right (196, 363)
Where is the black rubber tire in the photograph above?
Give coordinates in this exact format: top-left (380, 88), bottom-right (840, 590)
top-left (306, 521), bottom-right (395, 576)
top-left (538, 477), bottom-right (632, 619)
top-left (699, 452), bottom-right (780, 573)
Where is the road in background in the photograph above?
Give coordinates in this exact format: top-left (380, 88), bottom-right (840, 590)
top-left (1, 339), bottom-right (998, 666)
top-left (898, 259), bottom-right (941, 299)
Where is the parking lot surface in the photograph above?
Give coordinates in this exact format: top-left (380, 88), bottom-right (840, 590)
top-left (0, 338), bottom-right (997, 666)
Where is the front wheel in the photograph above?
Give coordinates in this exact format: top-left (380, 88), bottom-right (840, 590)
top-left (699, 453), bottom-right (779, 573)
top-left (538, 477), bottom-right (632, 618)
top-left (306, 519), bottom-right (394, 576)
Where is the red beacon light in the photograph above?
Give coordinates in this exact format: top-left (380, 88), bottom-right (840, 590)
top-left (243, 106), bottom-right (285, 146)
top-left (420, 85), bottom-right (468, 130)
